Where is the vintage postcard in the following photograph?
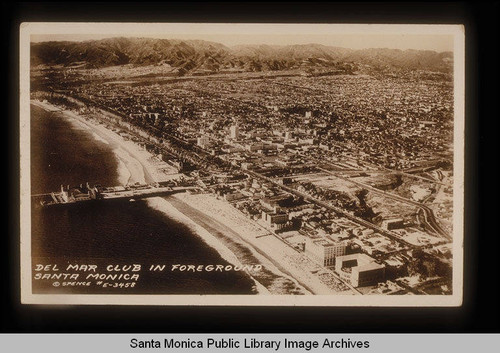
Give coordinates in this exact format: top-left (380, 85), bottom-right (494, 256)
top-left (20, 23), bottom-right (464, 305)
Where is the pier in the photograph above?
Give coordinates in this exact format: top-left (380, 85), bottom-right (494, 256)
top-left (32, 182), bottom-right (196, 207)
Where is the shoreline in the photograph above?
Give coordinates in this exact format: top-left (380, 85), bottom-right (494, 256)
top-left (164, 195), bottom-right (313, 295)
top-left (31, 99), bottom-right (152, 185)
top-left (170, 193), bottom-right (352, 295)
top-left (145, 197), bottom-right (270, 295)
top-left (31, 99), bottom-right (270, 294)
top-left (31, 99), bottom-right (353, 296)
top-left (63, 109), bottom-right (154, 185)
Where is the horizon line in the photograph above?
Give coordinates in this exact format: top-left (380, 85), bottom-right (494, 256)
top-left (30, 35), bottom-right (454, 53)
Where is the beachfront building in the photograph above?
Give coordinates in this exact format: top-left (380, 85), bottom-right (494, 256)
top-left (261, 210), bottom-right (292, 231)
top-left (335, 253), bottom-right (385, 287)
top-left (305, 237), bottom-right (346, 267)
top-left (224, 191), bottom-right (246, 202)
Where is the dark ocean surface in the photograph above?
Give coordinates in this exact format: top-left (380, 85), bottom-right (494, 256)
top-left (30, 105), bottom-right (257, 294)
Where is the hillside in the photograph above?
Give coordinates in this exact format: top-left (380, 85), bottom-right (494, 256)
top-left (31, 37), bottom-right (453, 75)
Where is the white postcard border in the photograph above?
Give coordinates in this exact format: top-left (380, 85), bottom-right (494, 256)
top-left (20, 22), bottom-right (465, 306)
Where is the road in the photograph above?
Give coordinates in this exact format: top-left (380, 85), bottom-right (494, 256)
top-left (245, 170), bottom-right (418, 250)
top-left (316, 167), bottom-right (450, 239)
top-left (67, 93), bottom-right (450, 244)
top-left (58, 94), bottom-right (454, 292)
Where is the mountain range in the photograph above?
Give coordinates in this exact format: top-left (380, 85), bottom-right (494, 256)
top-left (31, 37), bottom-right (453, 75)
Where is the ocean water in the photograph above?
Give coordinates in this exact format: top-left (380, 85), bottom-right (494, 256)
top-left (30, 105), bottom-right (257, 295)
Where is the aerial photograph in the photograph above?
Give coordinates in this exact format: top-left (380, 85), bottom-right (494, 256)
top-left (21, 24), bottom-right (463, 305)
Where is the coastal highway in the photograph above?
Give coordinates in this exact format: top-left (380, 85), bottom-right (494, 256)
top-left (316, 167), bottom-right (450, 240)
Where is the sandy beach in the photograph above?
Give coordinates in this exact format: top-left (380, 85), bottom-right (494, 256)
top-left (31, 99), bottom-right (354, 295)
top-left (170, 193), bottom-right (353, 295)
top-left (31, 99), bottom-right (152, 185)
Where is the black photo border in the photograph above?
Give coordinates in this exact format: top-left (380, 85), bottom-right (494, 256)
top-left (3, 1), bottom-right (499, 333)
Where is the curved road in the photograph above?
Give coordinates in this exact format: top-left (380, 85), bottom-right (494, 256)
top-left (317, 167), bottom-right (450, 240)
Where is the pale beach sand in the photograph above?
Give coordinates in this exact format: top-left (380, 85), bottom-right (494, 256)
top-left (31, 99), bottom-right (354, 295)
top-left (171, 193), bottom-right (354, 295)
top-left (63, 109), bottom-right (154, 185)
top-left (146, 197), bottom-right (270, 295)
top-left (163, 195), bottom-right (312, 295)
top-left (31, 100), bottom-right (152, 185)
top-left (31, 100), bottom-right (270, 293)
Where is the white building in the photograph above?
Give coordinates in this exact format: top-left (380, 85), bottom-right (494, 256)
top-left (261, 211), bottom-right (291, 231)
top-left (335, 253), bottom-right (385, 287)
top-left (230, 125), bottom-right (240, 139)
top-left (197, 135), bottom-right (210, 148)
top-left (305, 238), bottom-right (346, 267)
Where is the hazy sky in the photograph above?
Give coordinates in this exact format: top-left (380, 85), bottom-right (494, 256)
top-left (30, 23), bottom-right (457, 52)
